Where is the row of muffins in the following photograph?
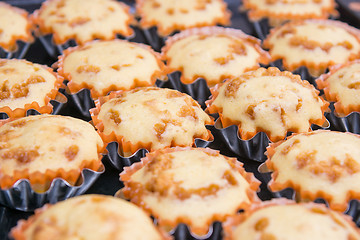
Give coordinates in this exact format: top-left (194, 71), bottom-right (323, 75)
top-left (0, 0), bottom-right (344, 54)
top-left (2, 0), bottom-right (356, 239)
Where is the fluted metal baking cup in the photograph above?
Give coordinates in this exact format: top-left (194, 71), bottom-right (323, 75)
top-left (156, 71), bottom-right (211, 109)
top-left (208, 118), bottom-right (270, 162)
top-left (107, 138), bottom-right (212, 171)
top-left (136, 26), bottom-right (166, 52)
top-left (170, 222), bottom-right (222, 240)
top-left (252, 19), bottom-right (270, 41)
top-left (325, 103), bottom-right (360, 134)
top-left (0, 41), bottom-right (31, 59)
top-left (66, 88), bottom-right (95, 121)
top-left (211, 118), bottom-right (329, 162)
top-left (0, 166), bottom-right (105, 212)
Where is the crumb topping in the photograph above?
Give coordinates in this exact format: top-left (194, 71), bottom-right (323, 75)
top-left (264, 20), bottom-right (360, 75)
top-left (138, 0), bottom-right (230, 36)
top-left (267, 130), bottom-right (360, 209)
top-left (122, 147), bottom-right (257, 235)
top-left (207, 68), bottom-right (327, 141)
top-left (230, 203), bottom-right (360, 239)
top-left (164, 29), bottom-right (268, 86)
top-left (0, 59), bottom-right (58, 110)
top-left (98, 88), bottom-right (212, 152)
top-left (0, 114), bottom-right (103, 176)
top-left (35, 0), bottom-right (133, 44)
top-left (62, 40), bottom-right (163, 98)
top-left (19, 195), bottom-right (164, 240)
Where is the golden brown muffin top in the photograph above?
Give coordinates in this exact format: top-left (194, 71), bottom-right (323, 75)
top-left (0, 2), bottom-right (33, 51)
top-left (206, 67), bottom-right (328, 142)
top-left (32, 0), bottom-right (134, 45)
top-left (224, 199), bottom-right (360, 240)
top-left (136, 0), bottom-right (231, 36)
top-left (316, 60), bottom-right (360, 116)
top-left (58, 40), bottom-right (165, 99)
top-left (266, 130), bottom-right (360, 211)
top-left (0, 114), bottom-right (103, 190)
top-left (11, 194), bottom-right (168, 240)
top-left (92, 87), bottom-right (213, 156)
top-left (162, 26), bottom-right (270, 86)
top-left (121, 147), bottom-right (260, 236)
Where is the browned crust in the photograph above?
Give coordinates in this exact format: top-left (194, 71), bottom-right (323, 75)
top-left (242, 0), bottom-right (338, 23)
top-left (56, 39), bottom-right (167, 99)
top-left (263, 19), bottom-right (360, 77)
top-left (161, 26), bottom-right (270, 86)
top-left (135, 0), bottom-right (231, 36)
top-left (10, 197), bottom-right (172, 240)
top-left (90, 89), bottom-right (214, 156)
top-left (316, 60), bottom-right (360, 116)
top-left (0, 2), bottom-right (34, 52)
top-left (265, 130), bottom-right (360, 211)
top-left (205, 67), bottom-right (329, 142)
top-left (30, 0), bottom-right (134, 45)
top-left (120, 147), bottom-right (261, 236)
top-left (0, 59), bottom-right (65, 118)
top-left (223, 198), bottom-right (360, 240)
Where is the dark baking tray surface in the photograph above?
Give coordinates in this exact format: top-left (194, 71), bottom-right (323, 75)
top-left (0, 0), bottom-right (359, 239)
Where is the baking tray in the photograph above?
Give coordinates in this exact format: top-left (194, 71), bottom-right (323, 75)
top-left (0, 0), bottom-right (360, 239)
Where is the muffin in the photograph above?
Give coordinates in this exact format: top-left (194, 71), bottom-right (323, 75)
top-left (266, 130), bottom-right (360, 211)
top-left (91, 87), bottom-right (213, 157)
top-left (206, 67), bottom-right (328, 160)
top-left (0, 59), bottom-right (64, 118)
top-left (0, 2), bottom-right (34, 58)
top-left (11, 194), bottom-right (169, 240)
top-left (242, 0), bottom-right (338, 27)
top-left (31, 0), bottom-right (134, 51)
top-left (224, 199), bottom-right (360, 240)
top-left (263, 19), bottom-right (360, 77)
top-left (57, 39), bottom-right (166, 99)
top-left (316, 60), bottom-right (360, 117)
top-left (120, 147), bottom-right (260, 236)
top-left (0, 114), bottom-right (104, 192)
top-left (136, 0), bottom-right (231, 37)
top-left (161, 26), bottom-right (270, 87)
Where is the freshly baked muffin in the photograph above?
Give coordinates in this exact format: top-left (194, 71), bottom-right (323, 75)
top-left (266, 130), bottom-right (360, 211)
top-left (91, 87), bottom-right (213, 156)
top-left (224, 199), bottom-right (360, 240)
top-left (0, 114), bottom-right (104, 192)
top-left (316, 60), bottom-right (360, 117)
top-left (31, 0), bottom-right (134, 45)
top-left (136, 0), bottom-right (231, 36)
top-left (57, 39), bottom-right (166, 99)
top-left (120, 147), bottom-right (260, 236)
top-left (11, 194), bottom-right (169, 240)
top-left (206, 67), bottom-right (329, 142)
top-left (263, 19), bottom-right (360, 77)
top-left (0, 59), bottom-right (64, 118)
top-left (242, 0), bottom-right (338, 27)
top-left (0, 2), bottom-right (33, 53)
top-left (161, 26), bottom-right (270, 87)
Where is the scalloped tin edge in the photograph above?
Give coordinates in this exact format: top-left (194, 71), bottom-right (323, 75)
top-left (325, 102), bottom-right (360, 134)
top-left (210, 118), bottom-right (329, 162)
top-left (0, 165), bottom-right (105, 212)
top-left (0, 41), bottom-right (31, 59)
